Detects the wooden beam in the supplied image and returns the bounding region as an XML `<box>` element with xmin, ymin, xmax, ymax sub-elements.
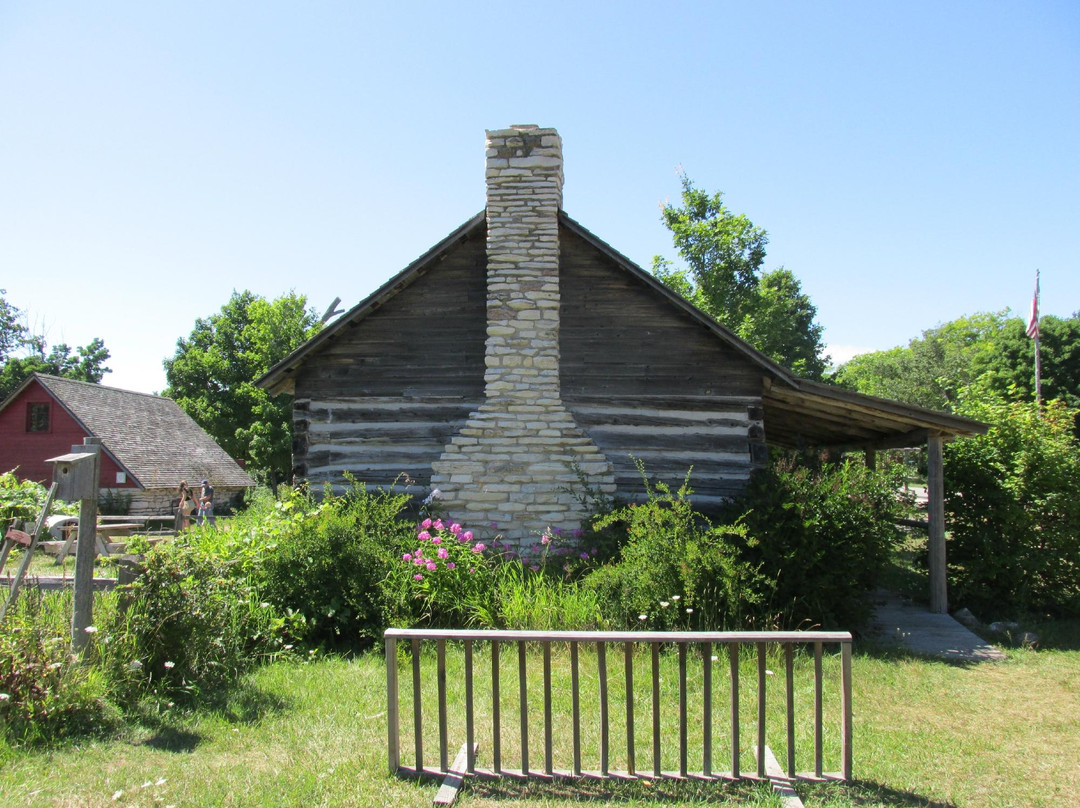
<box><xmin>927</xmin><ymin>435</ymin><xmax>947</xmax><ymax>614</ymax></box>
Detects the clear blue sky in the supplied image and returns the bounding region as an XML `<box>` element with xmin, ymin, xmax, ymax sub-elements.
<box><xmin>2</xmin><ymin>1</ymin><xmax>1077</xmax><ymax>394</ymax></box>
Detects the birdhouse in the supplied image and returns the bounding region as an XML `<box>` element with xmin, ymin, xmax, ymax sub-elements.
<box><xmin>47</xmin><ymin>451</ymin><xmax>98</xmax><ymax>501</ymax></box>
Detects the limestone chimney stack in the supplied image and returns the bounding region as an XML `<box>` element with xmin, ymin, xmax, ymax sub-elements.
<box><xmin>429</xmin><ymin>126</ymin><xmax>616</xmax><ymax>543</ymax></box>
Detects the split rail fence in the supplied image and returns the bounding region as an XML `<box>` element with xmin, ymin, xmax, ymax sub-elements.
<box><xmin>385</xmin><ymin>628</ymin><xmax>852</xmax><ymax>787</ymax></box>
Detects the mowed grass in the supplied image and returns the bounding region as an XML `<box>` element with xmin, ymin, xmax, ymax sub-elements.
<box><xmin>1</xmin><ymin>637</ymin><xmax>1078</xmax><ymax>807</ymax></box>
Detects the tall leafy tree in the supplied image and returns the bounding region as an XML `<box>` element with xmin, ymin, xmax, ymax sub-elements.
<box><xmin>163</xmin><ymin>290</ymin><xmax>321</xmax><ymax>483</ymax></box>
<box><xmin>834</xmin><ymin>311</ymin><xmax>1080</xmax><ymax>411</ymax></box>
<box><xmin>652</xmin><ymin>174</ymin><xmax>828</xmax><ymax>379</ymax></box>
<box><xmin>0</xmin><ymin>289</ymin><xmax>112</xmax><ymax>401</ymax></box>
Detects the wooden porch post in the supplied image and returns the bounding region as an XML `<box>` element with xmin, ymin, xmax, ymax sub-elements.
<box><xmin>927</xmin><ymin>434</ymin><xmax>947</xmax><ymax>614</ymax></box>
<box><xmin>864</xmin><ymin>448</ymin><xmax>877</xmax><ymax>471</ymax></box>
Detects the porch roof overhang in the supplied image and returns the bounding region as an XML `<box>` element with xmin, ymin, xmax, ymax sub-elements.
<box><xmin>760</xmin><ymin>377</ymin><xmax>989</xmax><ymax>451</ymax></box>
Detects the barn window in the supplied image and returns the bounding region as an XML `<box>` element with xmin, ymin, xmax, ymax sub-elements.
<box><xmin>26</xmin><ymin>402</ymin><xmax>50</xmax><ymax>432</ymax></box>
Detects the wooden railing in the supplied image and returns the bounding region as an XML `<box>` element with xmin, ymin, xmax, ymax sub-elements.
<box><xmin>385</xmin><ymin>628</ymin><xmax>852</xmax><ymax>786</ymax></box>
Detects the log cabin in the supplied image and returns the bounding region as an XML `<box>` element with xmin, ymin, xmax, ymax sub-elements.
<box><xmin>258</xmin><ymin>125</ymin><xmax>986</xmax><ymax>610</ymax></box>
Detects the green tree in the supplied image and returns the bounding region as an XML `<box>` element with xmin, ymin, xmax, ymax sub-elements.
<box><xmin>652</xmin><ymin>174</ymin><xmax>828</xmax><ymax>378</ymax></box>
<box><xmin>834</xmin><ymin>310</ymin><xmax>1080</xmax><ymax>411</ymax></box>
<box><xmin>945</xmin><ymin>389</ymin><xmax>1080</xmax><ymax>617</ymax></box>
<box><xmin>163</xmin><ymin>290</ymin><xmax>320</xmax><ymax>483</ymax></box>
<box><xmin>0</xmin><ymin>289</ymin><xmax>112</xmax><ymax>401</ymax></box>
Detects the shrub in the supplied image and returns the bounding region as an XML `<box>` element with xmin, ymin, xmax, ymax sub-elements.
<box><xmin>0</xmin><ymin>589</ymin><xmax>115</xmax><ymax>746</ymax></box>
<box><xmin>586</xmin><ymin>469</ymin><xmax>765</xmax><ymax>630</ymax></box>
<box><xmin>98</xmin><ymin>539</ymin><xmax>292</xmax><ymax>704</ymax></box>
<box><xmin>945</xmin><ymin>393</ymin><xmax>1080</xmax><ymax>618</ymax></box>
<box><xmin>0</xmin><ymin>470</ymin><xmax>77</xmax><ymax>526</ymax></box>
<box><xmin>250</xmin><ymin>480</ymin><xmax>416</xmax><ymax>647</ymax></box>
<box><xmin>727</xmin><ymin>457</ymin><xmax>902</xmax><ymax>628</ymax></box>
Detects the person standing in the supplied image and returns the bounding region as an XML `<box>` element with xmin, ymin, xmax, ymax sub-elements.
<box><xmin>176</xmin><ymin>481</ymin><xmax>196</xmax><ymax>530</ymax></box>
<box><xmin>197</xmin><ymin>479</ymin><xmax>216</xmax><ymax>526</ymax></box>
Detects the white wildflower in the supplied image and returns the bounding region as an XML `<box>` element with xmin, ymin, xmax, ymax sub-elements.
<box><xmin>685</xmin><ymin>608</ymin><xmax>693</xmax><ymax>614</ymax></box>
<box><xmin>84</xmin><ymin>625</ymin><xmax>98</xmax><ymax>634</ymax></box>
<box><xmin>660</xmin><ymin>601</ymin><xmax>669</xmax><ymax>608</ymax></box>
<box><xmin>671</xmin><ymin>595</ymin><xmax>681</xmax><ymax>602</ymax></box>
<box><xmin>50</xmin><ymin>661</ymin><xmax>63</xmax><ymax>670</ymax></box>
<box><xmin>128</xmin><ymin>660</ymin><xmax>143</xmax><ymax>671</ymax></box>
<box><xmin>0</xmin><ymin>693</ymin><xmax>10</xmax><ymax>701</ymax></box>
<box><xmin>163</xmin><ymin>661</ymin><xmax>175</xmax><ymax>670</ymax></box>
<box><xmin>766</xmin><ymin>669</ymin><xmax>775</xmax><ymax>676</ymax></box>
<box><xmin>260</xmin><ymin>602</ymin><xmax>270</xmax><ymax>609</ymax></box>
<box><xmin>638</xmin><ymin>614</ymin><xmax>647</xmax><ymax>621</ymax></box>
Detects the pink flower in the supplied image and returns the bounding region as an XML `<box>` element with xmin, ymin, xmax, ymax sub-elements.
<box><xmin>530</xmin><ymin>565</ymin><xmax>540</xmax><ymax>572</ymax></box>
<box><xmin>414</xmin><ymin>557</ymin><xmax>424</xmax><ymax>565</ymax></box>
<box><xmin>421</xmin><ymin>518</ymin><xmax>432</xmax><ymax>529</ymax></box>
<box><xmin>437</xmin><ymin>547</ymin><xmax>449</xmax><ymax>559</ymax></box>
<box><xmin>426</xmin><ymin>561</ymin><xmax>437</xmax><ymax>571</ymax></box>
<box><xmin>580</xmin><ymin>552</ymin><xmax>589</xmax><ymax>560</ymax></box>
<box><xmin>431</xmin><ymin>536</ymin><xmax>442</xmax><ymax>545</ymax></box>
<box><xmin>447</xmin><ymin>562</ymin><xmax>456</xmax><ymax>570</ymax></box>
<box><xmin>414</xmin><ymin>574</ymin><xmax>424</xmax><ymax>581</ymax></box>
<box><xmin>417</xmin><ymin>531</ymin><xmax>431</xmax><ymax>541</ymax></box>
<box><xmin>461</xmin><ymin>531</ymin><xmax>473</xmax><ymax>542</ymax></box>
<box><xmin>472</xmin><ymin>543</ymin><xmax>486</xmax><ymax>554</ymax></box>
<box><xmin>541</xmin><ymin>535</ymin><xmax>551</xmax><ymax>545</ymax></box>
<box><xmin>449</xmin><ymin>523</ymin><xmax>462</xmax><ymax>535</ymax></box>
<box><xmin>433</xmin><ymin>519</ymin><xmax>445</xmax><ymax>530</ymax></box>
<box><xmin>403</xmin><ymin>553</ymin><xmax>412</xmax><ymax>562</ymax></box>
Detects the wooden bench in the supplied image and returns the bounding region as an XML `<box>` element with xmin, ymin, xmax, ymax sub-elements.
<box><xmin>385</xmin><ymin>628</ymin><xmax>852</xmax><ymax>803</ymax></box>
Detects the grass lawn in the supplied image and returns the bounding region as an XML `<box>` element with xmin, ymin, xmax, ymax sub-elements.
<box><xmin>2</xmin><ymin>633</ymin><xmax>1078</xmax><ymax>807</ymax></box>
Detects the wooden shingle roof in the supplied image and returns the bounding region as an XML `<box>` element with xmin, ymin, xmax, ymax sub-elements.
<box><xmin>24</xmin><ymin>374</ymin><xmax>255</xmax><ymax>489</ymax></box>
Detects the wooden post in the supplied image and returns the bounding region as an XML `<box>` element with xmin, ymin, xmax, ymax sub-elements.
<box><xmin>927</xmin><ymin>434</ymin><xmax>948</xmax><ymax>614</ymax></box>
<box><xmin>71</xmin><ymin>438</ymin><xmax>101</xmax><ymax>654</ymax></box>
<box><xmin>387</xmin><ymin>636</ymin><xmax>400</xmax><ymax>775</ymax></box>
<box><xmin>864</xmin><ymin>448</ymin><xmax>877</xmax><ymax>471</ymax></box>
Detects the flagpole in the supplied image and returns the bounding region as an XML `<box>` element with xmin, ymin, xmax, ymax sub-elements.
<box><xmin>1028</xmin><ymin>269</ymin><xmax>1042</xmax><ymax>406</ymax></box>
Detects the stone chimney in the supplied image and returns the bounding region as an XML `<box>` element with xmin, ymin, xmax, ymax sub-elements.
<box><xmin>429</xmin><ymin>126</ymin><xmax>616</xmax><ymax>544</ymax></box>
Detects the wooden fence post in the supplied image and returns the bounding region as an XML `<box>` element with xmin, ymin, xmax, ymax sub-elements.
<box><xmin>927</xmin><ymin>434</ymin><xmax>948</xmax><ymax>614</ymax></box>
<box><xmin>71</xmin><ymin>438</ymin><xmax>101</xmax><ymax>655</ymax></box>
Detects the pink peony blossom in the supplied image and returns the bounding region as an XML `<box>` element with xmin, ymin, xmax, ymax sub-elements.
<box><xmin>414</xmin><ymin>574</ymin><xmax>424</xmax><ymax>581</ymax></box>
<box><xmin>421</xmin><ymin>518</ymin><xmax>432</xmax><ymax>529</ymax></box>
<box><xmin>437</xmin><ymin>547</ymin><xmax>449</xmax><ymax>559</ymax></box>
<box><xmin>433</xmin><ymin>519</ymin><xmax>445</xmax><ymax>530</ymax></box>
<box><xmin>426</xmin><ymin>561</ymin><xmax>437</xmax><ymax>571</ymax></box>
<box><xmin>447</xmin><ymin>562</ymin><xmax>456</xmax><ymax>570</ymax></box>
<box><xmin>541</xmin><ymin>535</ymin><xmax>551</xmax><ymax>545</ymax></box>
<box><xmin>402</xmin><ymin>553</ymin><xmax>412</xmax><ymax>562</ymax></box>
<box><xmin>449</xmin><ymin>523</ymin><xmax>462</xmax><ymax>535</ymax></box>
<box><xmin>472</xmin><ymin>543</ymin><xmax>486</xmax><ymax>554</ymax></box>
<box><xmin>431</xmin><ymin>536</ymin><xmax>442</xmax><ymax>545</ymax></box>
<box><xmin>417</xmin><ymin>531</ymin><xmax>431</xmax><ymax>541</ymax></box>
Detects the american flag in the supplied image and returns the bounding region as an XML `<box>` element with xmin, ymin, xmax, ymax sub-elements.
<box><xmin>1026</xmin><ymin>271</ymin><xmax>1040</xmax><ymax>339</ymax></box>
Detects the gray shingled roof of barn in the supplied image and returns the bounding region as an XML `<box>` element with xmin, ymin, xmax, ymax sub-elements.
<box><xmin>32</xmin><ymin>374</ymin><xmax>254</xmax><ymax>489</ymax></box>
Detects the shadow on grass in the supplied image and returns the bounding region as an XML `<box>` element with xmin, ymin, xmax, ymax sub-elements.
<box><xmin>129</xmin><ymin>681</ymin><xmax>291</xmax><ymax>753</ymax></box>
<box><xmin>800</xmin><ymin>779</ymin><xmax>956</xmax><ymax>807</ymax></box>
<box><xmin>461</xmin><ymin>775</ymin><xmax>776</xmax><ymax>804</ymax></box>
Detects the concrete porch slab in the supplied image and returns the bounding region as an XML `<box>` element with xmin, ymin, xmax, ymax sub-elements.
<box><xmin>868</xmin><ymin>590</ymin><xmax>1006</xmax><ymax>662</ymax></box>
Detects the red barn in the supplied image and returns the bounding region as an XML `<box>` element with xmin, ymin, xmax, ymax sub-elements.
<box><xmin>0</xmin><ymin>374</ymin><xmax>254</xmax><ymax>514</ymax></box>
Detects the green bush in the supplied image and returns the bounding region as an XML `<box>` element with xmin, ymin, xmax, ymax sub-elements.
<box><xmin>250</xmin><ymin>481</ymin><xmax>415</xmax><ymax>648</ymax></box>
<box><xmin>728</xmin><ymin>457</ymin><xmax>901</xmax><ymax>629</ymax></box>
<box><xmin>945</xmin><ymin>393</ymin><xmax>1080</xmax><ymax>618</ymax></box>
<box><xmin>0</xmin><ymin>470</ymin><xmax>76</xmax><ymax>526</ymax></box>
<box><xmin>586</xmin><ymin>469</ymin><xmax>765</xmax><ymax>630</ymax></box>
<box><xmin>0</xmin><ymin>589</ymin><xmax>115</xmax><ymax>746</ymax></box>
<box><xmin>99</xmin><ymin>539</ymin><xmax>293</xmax><ymax>704</ymax></box>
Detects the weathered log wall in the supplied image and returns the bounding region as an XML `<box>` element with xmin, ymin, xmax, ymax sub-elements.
<box><xmin>289</xmin><ymin>222</ymin><xmax>767</xmax><ymax>510</ymax></box>
<box><xmin>292</xmin><ymin>229</ymin><xmax>487</xmax><ymax>490</ymax></box>
<box><xmin>559</xmin><ymin>228</ymin><xmax>766</xmax><ymax>509</ymax></box>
